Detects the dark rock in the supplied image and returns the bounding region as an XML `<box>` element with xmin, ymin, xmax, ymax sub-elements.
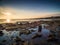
<box><xmin>0</xmin><ymin>31</ymin><xmax>4</xmax><ymax>36</ymax></box>
<box><xmin>32</xmin><ymin>33</ymin><xmax>42</xmax><ymax>39</ymax></box>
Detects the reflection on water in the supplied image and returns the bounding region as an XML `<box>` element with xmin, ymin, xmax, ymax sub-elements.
<box><xmin>0</xmin><ymin>28</ymin><xmax>39</xmax><ymax>45</ymax></box>
<box><xmin>0</xmin><ymin>21</ymin><xmax>60</xmax><ymax>45</ymax></box>
<box><xmin>0</xmin><ymin>27</ymin><xmax>59</xmax><ymax>45</ymax></box>
<box><xmin>0</xmin><ymin>19</ymin><xmax>53</xmax><ymax>23</ymax></box>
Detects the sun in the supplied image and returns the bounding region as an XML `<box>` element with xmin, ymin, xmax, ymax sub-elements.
<box><xmin>6</xmin><ymin>19</ymin><xmax>11</xmax><ymax>23</ymax></box>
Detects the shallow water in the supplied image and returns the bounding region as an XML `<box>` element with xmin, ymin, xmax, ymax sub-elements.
<box><xmin>0</xmin><ymin>27</ymin><xmax>58</xmax><ymax>45</ymax></box>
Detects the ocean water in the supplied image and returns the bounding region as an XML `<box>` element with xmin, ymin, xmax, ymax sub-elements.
<box><xmin>0</xmin><ymin>19</ymin><xmax>54</xmax><ymax>24</ymax></box>
<box><xmin>0</xmin><ymin>26</ymin><xmax>51</xmax><ymax>45</ymax></box>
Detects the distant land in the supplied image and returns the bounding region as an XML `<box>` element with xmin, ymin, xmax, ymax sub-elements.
<box><xmin>0</xmin><ymin>16</ymin><xmax>60</xmax><ymax>20</ymax></box>
<box><xmin>0</xmin><ymin>16</ymin><xmax>60</xmax><ymax>23</ymax></box>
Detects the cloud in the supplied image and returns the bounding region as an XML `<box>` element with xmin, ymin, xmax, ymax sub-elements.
<box><xmin>0</xmin><ymin>7</ymin><xmax>60</xmax><ymax>19</ymax></box>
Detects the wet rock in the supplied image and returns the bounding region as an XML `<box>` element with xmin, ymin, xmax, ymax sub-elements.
<box><xmin>15</xmin><ymin>36</ymin><xmax>24</xmax><ymax>45</ymax></box>
<box><xmin>19</xmin><ymin>32</ymin><xmax>23</xmax><ymax>36</ymax></box>
<box><xmin>2</xmin><ymin>40</ymin><xmax>7</xmax><ymax>42</ymax></box>
<box><xmin>31</xmin><ymin>30</ymin><xmax>35</xmax><ymax>32</ymax></box>
<box><xmin>26</xmin><ymin>30</ymin><xmax>31</xmax><ymax>35</ymax></box>
<box><xmin>0</xmin><ymin>31</ymin><xmax>4</xmax><ymax>36</ymax></box>
<box><xmin>32</xmin><ymin>33</ymin><xmax>42</xmax><ymax>39</ymax></box>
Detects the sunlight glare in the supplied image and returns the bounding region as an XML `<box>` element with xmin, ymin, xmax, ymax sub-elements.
<box><xmin>6</xmin><ymin>19</ymin><xmax>11</xmax><ymax>23</ymax></box>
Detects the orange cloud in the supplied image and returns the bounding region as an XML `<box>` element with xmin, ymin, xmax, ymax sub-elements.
<box><xmin>0</xmin><ymin>7</ymin><xmax>60</xmax><ymax>19</ymax></box>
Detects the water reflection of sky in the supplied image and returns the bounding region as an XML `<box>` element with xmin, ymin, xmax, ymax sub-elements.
<box><xmin>0</xmin><ymin>24</ymin><xmax>50</xmax><ymax>40</ymax></box>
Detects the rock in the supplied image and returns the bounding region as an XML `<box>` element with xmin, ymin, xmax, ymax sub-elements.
<box><xmin>0</xmin><ymin>31</ymin><xmax>4</xmax><ymax>36</ymax></box>
<box><xmin>32</xmin><ymin>33</ymin><xmax>42</xmax><ymax>39</ymax></box>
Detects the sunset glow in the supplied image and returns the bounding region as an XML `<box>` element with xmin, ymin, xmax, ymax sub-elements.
<box><xmin>0</xmin><ymin>7</ymin><xmax>60</xmax><ymax>19</ymax></box>
<box><xmin>6</xmin><ymin>19</ymin><xmax>11</xmax><ymax>23</ymax></box>
<box><xmin>4</xmin><ymin>12</ymin><xmax>11</xmax><ymax>16</ymax></box>
<box><xmin>0</xmin><ymin>0</ymin><xmax>60</xmax><ymax>19</ymax></box>
<box><xmin>0</xmin><ymin>0</ymin><xmax>60</xmax><ymax>45</ymax></box>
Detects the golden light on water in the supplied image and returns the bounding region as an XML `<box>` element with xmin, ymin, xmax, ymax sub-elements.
<box><xmin>6</xmin><ymin>19</ymin><xmax>11</xmax><ymax>23</ymax></box>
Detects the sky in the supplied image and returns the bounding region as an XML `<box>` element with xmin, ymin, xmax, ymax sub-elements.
<box><xmin>0</xmin><ymin>0</ymin><xmax>60</xmax><ymax>19</ymax></box>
